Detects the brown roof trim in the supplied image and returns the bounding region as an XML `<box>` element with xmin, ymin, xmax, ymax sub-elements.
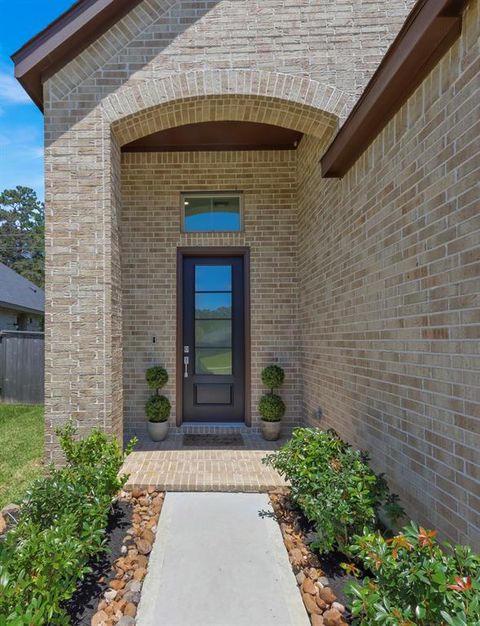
<box><xmin>11</xmin><ymin>0</ymin><xmax>143</xmax><ymax>111</ymax></box>
<box><xmin>321</xmin><ymin>0</ymin><xmax>470</xmax><ymax>178</ymax></box>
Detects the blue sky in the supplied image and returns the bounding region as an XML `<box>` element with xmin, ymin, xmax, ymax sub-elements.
<box><xmin>0</xmin><ymin>1</ymin><xmax>73</xmax><ymax>201</ymax></box>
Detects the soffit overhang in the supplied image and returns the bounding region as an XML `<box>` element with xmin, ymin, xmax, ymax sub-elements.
<box><xmin>321</xmin><ymin>0</ymin><xmax>471</xmax><ymax>178</ymax></box>
<box><xmin>11</xmin><ymin>0</ymin><xmax>143</xmax><ymax>110</ymax></box>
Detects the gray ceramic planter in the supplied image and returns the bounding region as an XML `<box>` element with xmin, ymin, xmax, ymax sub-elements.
<box><xmin>261</xmin><ymin>420</ymin><xmax>281</xmax><ymax>441</ymax></box>
<box><xmin>147</xmin><ymin>420</ymin><xmax>169</xmax><ymax>442</ymax></box>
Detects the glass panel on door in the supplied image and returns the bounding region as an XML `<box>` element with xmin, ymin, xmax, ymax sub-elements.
<box><xmin>194</xmin><ymin>265</ymin><xmax>232</xmax><ymax>376</ymax></box>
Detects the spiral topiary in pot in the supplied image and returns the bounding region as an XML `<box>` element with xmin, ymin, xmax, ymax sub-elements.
<box><xmin>145</xmin><ymin>365</ymin><xmax>171</xmax><ymax>441</ymax></box>
<box><xmin>259</xmin><ymin>365</ymin><xmax>286</xmax><ymax>441</ymax></box>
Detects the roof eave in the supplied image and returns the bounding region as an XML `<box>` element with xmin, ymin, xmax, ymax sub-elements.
<box><xmin>11</xmin><ymin>0</ymin><xmax>143</xmax><ymax>113</ymax></box>
<box><xmin>321</xmin><ymin>0</ymin><xmax>470</xmax><ymax>178</ymax></box>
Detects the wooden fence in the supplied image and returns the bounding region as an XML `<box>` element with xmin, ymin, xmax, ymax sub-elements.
<box><xmin>0</xmin><ymin>331</ymin><xmax>44</xmax><ymax>404</ymax></box>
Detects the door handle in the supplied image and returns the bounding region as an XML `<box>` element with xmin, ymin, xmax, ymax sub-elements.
<box><xmin>184</xmin><ymin>356</ymin><xmax>189</xmax><ymax>378</ymax></box>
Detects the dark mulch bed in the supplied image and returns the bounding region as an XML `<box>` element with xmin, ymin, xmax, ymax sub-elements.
<box><xmin>63</xmin><ymin>500</ymin><xmax>132</xmax><ymax>626</ymax></box>
<box><xmin>316</xmin><ymin>550</ymin><xmax>357</xmax><ymax>615</ymax></box>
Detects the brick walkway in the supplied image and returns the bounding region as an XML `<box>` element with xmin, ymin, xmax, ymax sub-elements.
<box><xmin>122</xmin><ymin>427</ymin><xmax>288</xmax><ymax>492</ymax></box>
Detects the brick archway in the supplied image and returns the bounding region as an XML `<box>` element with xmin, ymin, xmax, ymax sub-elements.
<box><xmin>104</xmin><ymin>69</ymin><xmax>349</xmax><ymax>145</ymax></box>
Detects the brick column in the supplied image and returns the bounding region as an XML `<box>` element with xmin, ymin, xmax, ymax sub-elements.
<box><xmin>44</xmin><ymin>111</ymin><xmax>123</xmax><ymax>461</ymax></box>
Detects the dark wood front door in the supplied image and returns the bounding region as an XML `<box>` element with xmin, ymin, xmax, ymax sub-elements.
<box><xmin>182</xmin><ymin>256</ymin><xmax>245</xmax><ymax>422</ymax></box>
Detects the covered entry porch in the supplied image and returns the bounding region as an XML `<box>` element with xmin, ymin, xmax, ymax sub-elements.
<box><xmin>115</xmin><ymin>72</ymin><xmax>341</xmax><ymax>445</ymax></box>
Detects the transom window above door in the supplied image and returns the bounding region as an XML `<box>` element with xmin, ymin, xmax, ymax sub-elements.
<box><xmin>181</xmin><ymin>193</ymin><xmax>242</xmax><ymax>233</ymax></box>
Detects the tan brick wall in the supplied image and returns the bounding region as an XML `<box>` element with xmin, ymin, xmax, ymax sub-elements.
<box><xmin>121</xmin><ymin>150</ymin><xmax>300</xmax><ymax>434</ymax></box>
<box><xmin>297</xmin><ymin>1</ymin><xmax>480</xmax><ymax>548</ymax></box>
<box><xmin>42</xmin><ymin>0</ymin><xmax>479</xmax><ymax>548</ymax></box>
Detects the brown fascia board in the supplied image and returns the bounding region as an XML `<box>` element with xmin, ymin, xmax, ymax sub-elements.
<box><xmin>11</xmin><ymin>0</ymin><xmax>143</xmax><ymax>111</ymax></box>
<box><xmin>321</xmin><ymin>0</ymin><xmax>470</xmax><ymax>178</ymax></box>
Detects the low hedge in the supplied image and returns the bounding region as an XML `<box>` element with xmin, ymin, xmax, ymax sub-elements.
<box><xmin>264</xmin><ymin>427</ymin><xmax>480</xmax><ymax>625</ymax></box>
<box><xmin>0</xmin><ymin>421</ymin><xmax>136</xmax><ymax>626</ymax></box>
<box><xmin>347</xmin><ymin>522</ymin><xmax>480</xmax><ymax>625</ymax></box>
<box><xmin>263</xmin><ymin>427</ymin><xmax>403</xmax><ymax>553</ymax></box>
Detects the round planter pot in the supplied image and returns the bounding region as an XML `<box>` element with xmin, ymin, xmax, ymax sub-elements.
<box><xmin>147</xmin><ymin>420</ymin><xmax>169</xmax><ymax>442</ymax></box>
<box><xmin>261</xmin><ymin>420</ymin><xmax>281</xmax><ymax>441</ymax></box>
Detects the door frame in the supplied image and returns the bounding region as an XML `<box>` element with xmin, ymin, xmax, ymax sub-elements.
<box><xmin>176</xmin><ymin>247</ymin><xmax>251</xmax><ymax>427</ymax></box>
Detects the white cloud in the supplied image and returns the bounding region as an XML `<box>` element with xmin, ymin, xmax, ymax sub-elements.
<box><xmin>0</xmin><ymin>71</ymin><xmax>31</xmax><ymax>105</ymax></box>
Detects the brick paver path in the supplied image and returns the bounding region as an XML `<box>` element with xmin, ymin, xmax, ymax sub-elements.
<box><xmin>122</xmin><ymin>429</ymin><xmax>288</xmax><ymax>491</ymax></box>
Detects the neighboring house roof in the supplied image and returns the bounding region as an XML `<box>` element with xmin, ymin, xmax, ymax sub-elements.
<box><xmin>0</xmin><ymin>263</ymin><xmax>45</xmax><ymax>315</ymax></box>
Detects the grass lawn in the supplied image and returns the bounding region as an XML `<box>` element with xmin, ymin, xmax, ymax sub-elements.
<box><xmin>0</xmin><ymin>404</ymin><xmax>44</xmax><ymax>508</ymax></box>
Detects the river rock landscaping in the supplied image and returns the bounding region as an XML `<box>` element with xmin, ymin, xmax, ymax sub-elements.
<box><xmin>270</xmin><ymin>487</ymin><xmax>351</xmax><ymax>626</ymax></box>
<box><xmin>87</xmin><ymin>488</ymin><xmax>164</xmax><ymax>626</ymax></box>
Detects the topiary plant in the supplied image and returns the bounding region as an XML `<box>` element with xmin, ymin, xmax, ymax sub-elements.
<box><xmin>261</xmin><ymin>365</ymin><xmax>285</xmax><ymax>391</ymax></box>
<box><xmin>259</xmin><ymin>393</ymin><xmax>286</xmax><ymax>422</ymax></box>
<box><xmin>146</xmin><ymin>365</ymin><xmax>168</xmax><ymax>390</ymax></box>
<box><xmin>146</xmin><ymin>395</ymin><xmax>171</xmax><ymax>423</ymax></box>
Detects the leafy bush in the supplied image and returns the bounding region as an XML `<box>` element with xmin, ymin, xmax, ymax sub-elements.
<box><xmin>146</xmin><ymin>365</ymin><xmax>168</xmax><ymax>390</ymax></box>
<box><xmin>263</xmin><ymin>428</ymin><xmax>403</xmax><ymax>552</ymax></box>
<box><xmin>0</xmin><ymin>422</ymin><xmax>136</xmax><ymax>626</ymax></box>
<box><xmin>346</xmin><ymin>522</ymin><xmax>480</xmax><ymax>626</ymax></box>
<box><xmin>146</xmin><ymin>395</ymin><xmax>171</xmax><ymax>422</ymax></box>
<box><xmin>261</xmin><ymin>365</ymin><xmax>285</xmax><ymax>390</ymax></box>
<box><xmin>259</xmin><ymin>393</ymin><xmax>286</xmax><ymax>421</ymax></box>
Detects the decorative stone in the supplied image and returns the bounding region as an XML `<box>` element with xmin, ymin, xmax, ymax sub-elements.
<box><xmin>123</xmin><ymin>591</ymin><xmax>141</xmax><ymax>605</ymax></box>
<box><xmin>289</xmin><ymin>548</ymin><xmax>304</xmax><ymax>566</ymax></box>
<box><xmin>104</xmin><ymin>589</ymin><xmax>117</xmax><ymax>602</ymax></box>
<box><xmin>295</xmin><ymin>571</ymin><xmax>305</xmax><ymax>585</ymax></box>
<box><xmin>318</xmin><ymin>586</ymin><xmax>336</xmax><ymax>605</ymax></box>
<box><xmin>131</xmin><ymin>488</ymin><xmax>143</xmax><ymax>499</ymax></box>
<box><xmin>117</xmin><ymin>617</ymin><xmax>135</xmax><ymax>626</ymax></box>
<box><xmin>121</xmin><ymin>545</ymin><xmax>127</xmax><ymax>555</ymax></box>
<box><xmin>317</xmin><ymin>576</ymin><xmax>330</xmax><ymax>587</ymax></box>
<box><xmin>109</xmin><ymin>579</ymin><xmax>125</xmax><ymax>591</ymax></box>
<box><xmin>311</xmin><ymin>615</ymin><xmax>325</xmax><ymax>626</ymax></box>
<box><xmin>302</xmin><ymin>577</ymin><xmax>317</xmax><ymax>595</ymax></box>
<box><xmin>124</xmin><ymin>602</ymin><xmax>137</xmax><ymax>617</ymax></box>
<box><xmin>323</xmin><ymin>608</ymin><xmax>345</xmax><ymax>626</ymax></box>
<box><xmin>0</xmin><ymin>514</ymin><xmax>6</xmax><ymax>534</ymax></box>
<box><xmin>136</xmin><ymin>555</ymin><xmax>148</xmax><ymax>568</ymax></box>
<box><xmin>133</xmin><ymin>567</ymin><xmax>147</xmax><ymax>581</ymax></box>
<box><xmin>91</xmin><ymin>610</ymin><xmax>109</xmax><ymax>626</ymax></box>
<box><xmin>302</xmin><ymin>593</ymin><xmax>322</xmax><ymax>615</ymax></box>
<box><xmin>315</xmin><ymin>596</ymin><xmax>327</xmax><ymax>610</ymax></box>
<box><xmin>141</xmin><ymin>528</ymin><xmax>155</xmax><ymax>544</ymax></box>
<box><xmin>332</xmin><ymin>602</ymin><xmax>346</xmax><ymax>614</ymax></box>
<box><xmin>136</xmin><ymin>538</ymin><xmax>152</xmax><ymax>555</ymax></box>
<box><xmin>126</xmin><ymin>580</ymin><xmax>142</xmax><ymax>593</ymax></box>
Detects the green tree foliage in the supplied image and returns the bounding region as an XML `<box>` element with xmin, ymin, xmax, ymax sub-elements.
<box><xmin>0</xmin><ymin>186</ymin><xmax>45</xmax><ymax>288</ymax></box>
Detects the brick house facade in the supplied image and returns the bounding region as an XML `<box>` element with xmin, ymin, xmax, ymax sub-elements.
<box><xmin>13</xmin><ymin>0</ymin><xmax>479</xmax><ymax>547</ymax></box>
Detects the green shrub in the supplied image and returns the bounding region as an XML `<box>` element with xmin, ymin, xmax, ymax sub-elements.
<box><xmin>261</xmin><ymin>365</ymin><xmax>285</xmax><ymax>390</ymax></box>
<box><xmin>259</xmin><ymin>393</ymin><xmax>286</xmax><ymax>421</ymax></box>
<box><xmin>146</xmin><ymin>395</ymin><xmax>171</xmax><ymax>422</ymax></box>
<box><xmin>146</xmin><ymin>365</ymin><xmax>168</xmax><ymax>390</ymax></box>
<box><xmin>346</xmin><ymin>522</ymin><xmax>480</xmax><ymax>626</ymax></box>
<box><xmin>263</xmin><ymin>428</ymin><xmax>403</xmax><ymax>553</ymax></box>
<box><xmin>0</xmin><ymin>422</ymin><xmax>136</xmax><ymax>625</ymax></box>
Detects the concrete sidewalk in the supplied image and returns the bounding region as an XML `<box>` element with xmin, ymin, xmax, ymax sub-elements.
<box><xmin>136</xmin><ymin>492</ymin><xmax>310</xmax><ymax>626</ymax></box>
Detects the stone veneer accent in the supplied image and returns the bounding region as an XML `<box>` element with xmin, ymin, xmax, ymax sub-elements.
<box><xmin>43</xmin><ymin>0</ymin><xmax>479</xmax><ymax>547</ymax></box>
<box><xmin>121</xmin><ymin>150</ymin><xmax>299</xmax><ymax>435</ymax></box>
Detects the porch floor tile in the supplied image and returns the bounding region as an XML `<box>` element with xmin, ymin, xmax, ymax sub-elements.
<box><xmin>122</xmin><ymin>430</ymin><xmax>288</xmax><ymax>492</ymax></box>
